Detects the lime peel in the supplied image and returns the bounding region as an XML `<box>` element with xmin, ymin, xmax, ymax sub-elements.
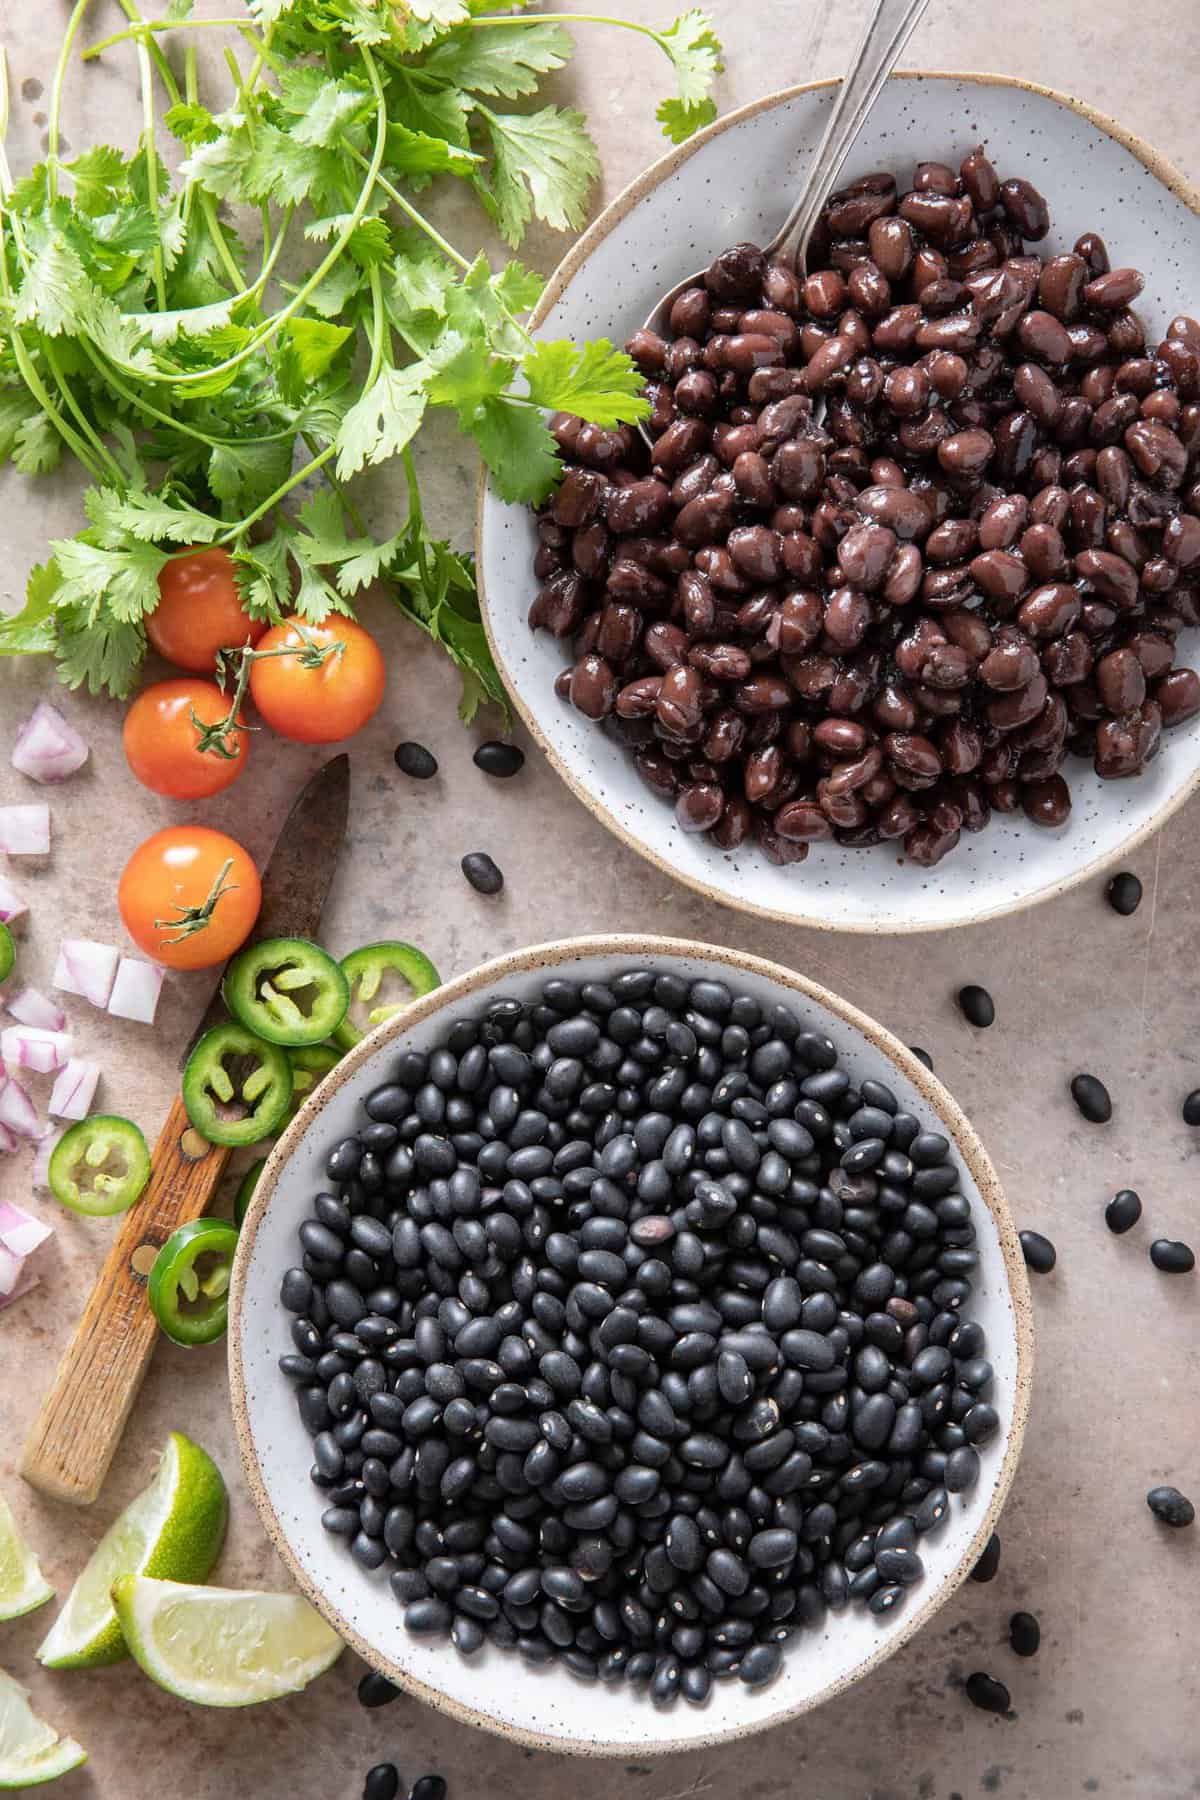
<box><xmin>0</xmin><ymin>1490</ymin><xmax>53</xmax><ymax>1623</ymax></box>
<box><xmin>0</xmin><ymin>1669</ymin><xmax>86</xmax><ymax>1790</ymax></box>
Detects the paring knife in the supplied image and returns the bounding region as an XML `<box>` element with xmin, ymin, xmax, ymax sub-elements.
<box><xmin>20</xmin><ymin>756</ymin><xmax>351</xmax><ymax>1506</ymax></box>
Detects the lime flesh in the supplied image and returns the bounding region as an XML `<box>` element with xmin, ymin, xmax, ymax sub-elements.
<box><xmin>0</xmin><ymin>1669</ymin><xmax>86</xmax><ymax>1789</ymax></box>
<box><xmin>0</xmin><ymin>1489</ymin><xmax>53</xmax><ymax>1622</ymax></box>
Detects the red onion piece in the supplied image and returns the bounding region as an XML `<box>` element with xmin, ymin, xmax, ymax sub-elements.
<box><xmin>0</xmin><ymin>1075</ymin><xmax>39</xmax><ymax>1138</ymax></box>
<box><xmin>0</xmin><ymin>1027</ymin><xmax>73</xmax><ymax>1074</ymax></box>
<box><xmin>0</xmin><ymin>1121</ymin><xmax>19</xmax><ymax>1156</ymax></box>
<box><xmin>0</xmin><ymin>805</ymin><xmax>50</xmax><ymax>855</ymax></box>
<box><xmin>53</xmin><ymin>938</ymin><xmax>119</xmax><ymax>1009</ymax></box>
<box><xmin>11</xmin><ymin>701</ymin><xmax>89</xmax><ymax>784</ymax></box>
<box><xmin>0</xmin><ymin>876</ymin><xmax>27</xmax><ymax>924</ymax></box>
<box><xmin>31</xmin><ymin>1128</ymin><xmax>62</xmax><ymax>1190</ymax></box>
<box><xmin>0</xmin><ymin>1261</ymin><xmax>38</xmax><ymax>1309</ymax></box>
<box><xmin>48</xmin><ymin>1059</ymin><xmax>99</xmax><ymax>1121</ymax></box>
<box><xmin>5</xmin><ymin>988</ymin><xmax>67</xmax><ymax>1032</ymax></box>
<box><xmin>0</xmin><ymin>1198</ymin><xmax>53</xmax><ymax>1259</ymax></box>
<box><xmin>107</xmin><ymin>958</ymin><xmax>164</xmax><ymax>1025</ymax></box>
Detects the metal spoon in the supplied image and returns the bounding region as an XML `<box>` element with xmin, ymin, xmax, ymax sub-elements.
<box><xmin>639</xmin><ymin>0</ymin><xmax>932</xmax><ymax>440</ymax></box>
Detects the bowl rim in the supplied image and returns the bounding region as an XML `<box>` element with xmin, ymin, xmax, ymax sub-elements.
<box><xmin>474</xmin><ymin>70</ymin><xmax>1200</xmax><ymax>936</ymax></box>
<box><xmin>229</xmin><ymin>933</ymin><xmax>1035</xmax><ymax>1757</ymax></box>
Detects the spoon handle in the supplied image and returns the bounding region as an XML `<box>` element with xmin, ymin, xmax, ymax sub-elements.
<box><xmin>771</xmin><ymin>0</ymin><xmax>933</xmax><ymax>270</ymax></box>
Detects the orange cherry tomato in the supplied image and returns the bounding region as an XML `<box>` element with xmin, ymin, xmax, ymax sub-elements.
<box><xmin>146</xmin><ymin>547</ymin><xmax>266</xmax><ymax>673</ymax></box>
<box><xmin>249</xmin><ymin>615</ymin><xmax>386</xmax><ymax>745</ymax></box>
<box><xmin>122</xmin><ymin>679</ymin><xmax>248</xmax><ymax>800</ymax></box>
<box><xmin>118</xmin><ymin>826</ymin><xmax>261</xmax><ymax>971</ymax></box>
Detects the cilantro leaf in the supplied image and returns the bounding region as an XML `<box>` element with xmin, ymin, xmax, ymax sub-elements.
<box><xmin>656</xmin><ymin>95</ymin><xmax>717</xmax><ymax>144</ymax></box>
<box><xmin>522</xmin><ymin>337</ymin><xmax>649</xmax><ymax>426</ymax></box>
<box><xmin>232</xmin><ymin>532</ymin><xmax>294</xmax><ymax>619</ymax></box>
<box><xmin>55</xmin><ymin>606</ymin><xmax>145</xmax><ymax>697</ymax></box>
<box><xmin>64</xmin><ymin>145</ymin><xmax>130</xmax><ymax>213</ymax></box>
<box><xmin>422</xmin><ymin>22</ymin><xmax>571</xmax><ymax>98</ymax></box>
<box><xmin>659</xmin><ymin>10</ymin><xmax>723</xmax><ymax>103</ymax></box>
<box><xmin>0</xmin><ymin>561</ymin><xmax>60</xmax><ymax>657</ymax></box>
<box><xmin>208</xmin><ymin>438</ymin><xmax>294</xmax><ymax>509</ymax></box>
<box><xmin>335</xmin><ymin>363</ymin><xmax>429</xmax><ymax>478</ymax></box>
<box><xmin>50</xmin><ymin>536</ymin><xmax>169</xmax><ymax>622</ymax></box>
<box><xmin>164</xmin><ymin>102</ymin><xmax>219</xmax><ymax>146</ymax></box>
<box><xmin>469</xmin><ymin>396</ymin><xmax>560</xmax><ymax>504</ymax></box>
<box><xmin>390</xmin><ymin>238</ymin><xmax>458</xmax><ymax>322</ymax></box>
<box><xmin>491</xmin><ymin>258</ymin><xmax>544</xmax><ymax>315</ymax></box>
<box><xmin>425</xmin><ymin>332</ymin><xmax>512</xmax><ymax>412</ymax></box>
<box><xmin>476</xmin><ymin>105</ymin><xmax>599</xmax><ymax>245</ymax></box>
<box><xmin>84</xmin><ymin>486</ymin><xmax>224</xmax><ymax>547</ymax></box>
<box><xmin>386</xmin><ymin>69</ymin><xmax>471</xmax><ymax>148</ymax></box>
<box><xmin>386</xmin><ymin>121</ymin><xmax>480</xmax><ymax>180</ymax></box>
<box><xmin>284</xmin><ymin>316</ymin><xmax>354</xmax><ymax>382</ymax></box>
<box><xmin>278</xmin><ymin>70</ymin><xmax>373</xmax><ymax>148</ymax></box>
<box><xmin>12</xmin><ymin>413</ymin><xmax>64</xmax><ymax>477</ymax></box>
<box><xmin>12</xmin><ymin>229</ymin><xmax>93</xmax><ymax>336</ymax></box>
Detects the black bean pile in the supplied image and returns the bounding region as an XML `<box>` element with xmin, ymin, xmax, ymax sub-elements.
<box><xmin>279</xmin><ymin>966</ymin><xmax>1000</xmax><ymax>1704</ymax></box>
<box><xmin>527</xmin><ymin>150</ymin><xmax>1200</xmax><ymax>870</ymax></box>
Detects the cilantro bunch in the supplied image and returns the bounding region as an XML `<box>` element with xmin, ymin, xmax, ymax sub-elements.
<box><xmin>0</xmin><ymin>0</ymin><xmax>722</xmax><ymax>718</ymax></box>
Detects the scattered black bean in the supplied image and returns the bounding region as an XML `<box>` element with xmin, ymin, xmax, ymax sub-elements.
<box><xmin>1146</xmin><ymin>1485</ymin><xmax>1195</xmax><ymax>1527</ymax></box>
<box><xmin>474</xmin><ymin>741</ymin><xmax>526</xmax><ymax>779</ymax></box>
<box><xmin>461</xmin><ymin>852</ymin><xmax>504</xmax><ymax>895</ymax></box>
<box><xmin>909</xmin><ymin>1047</ymin><xmax>934</xmax><ymax>1072</ymax></box>
<box><xmin>357</xmin><ymin>1671</ymin><xmax>400</xmax><ymax>1709</ymax></box>
<box><xmin>957</xmin><ymin>986</ymin><xmax>995</xmax><ymax>1029</ymax></box>
<box><xmin>1105</xmin><ymin>872</ymin><xmax>1143</xmax><ymax>916</ymax></box>
<box><xmin>1009</xmin><ymin>1611</ymin><xmax>1040</xmax><ymax>1657</ymax></box>
<box><xmin>969</xmin><ymin>1532</ymin><xmax>1001</xmax><ymax>1583</ymax></box>
<box><xmin>1183</xmin><ymin>1090</ymin><xmax>1200</xmax><ymax>1126</ymax></box>
<box><xmin>1105</xmin><ymin>1189</ymin><xmax>1141</xmax><ymax>1234</ymax></box>
<box><xmin>1149</xmin><ymin>1238</ymin><xmax>1195</xmax><ymax>1274</ymax></box>
<box><xmin>410</xmin><ymin>1779</ymin><xmax>447</xmax><ymax>1800</ymax></box>
<box><xmin>965</xmin><ymin>1670</ymin><xmax>1011</xmax><ymax>1715</ymax></box>
<box><xmin>395</xmin><ymin>742</ymin><xmax>438</xmax><ymax>780</ymax></box>
<box><xmin>363</xmin><ymin>1766</ymin><xmax>401</xmax><ymax>1800</ymax></box>
<box><xmin>1070</xmin><ymin>1074</ymin><xmax>1112</xmax><ymax>1124</ymax></box>
<box><xmin>1019</xmin><ymin>1230</ymin><xmax>1056</xmax><ymax>1274</ymax></box>
<box><xmin>287</xmin><ymin>964</ymin><xmax>996</xmax><ymax>1706</ymax></box>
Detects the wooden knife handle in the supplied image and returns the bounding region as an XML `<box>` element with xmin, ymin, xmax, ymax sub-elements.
<box><xmin>20</xmin><ymin>1095</ymin><xmax>231</xmax><ymax>1505</ymax></box>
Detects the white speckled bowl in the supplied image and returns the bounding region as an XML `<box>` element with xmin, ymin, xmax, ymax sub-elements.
<box><xmin>230</xmin><ymin>937</ymin><xmax>1033</xmax><ymax>1755</ymax></box>
<box><xmin>477</xmin><ymin>75</ymin><xmax>1200</xmax><ymax>933</ymax></box>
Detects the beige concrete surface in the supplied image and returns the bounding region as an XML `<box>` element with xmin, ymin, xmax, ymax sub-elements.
<box><xmin>0</xmin><ymin>1</ymin><xmax>1198</xmax><ymax>1795</ymax></box>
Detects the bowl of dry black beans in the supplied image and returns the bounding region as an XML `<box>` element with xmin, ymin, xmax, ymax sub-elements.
<box><xmin>476</xmin><ymin>74</ymin><xmax>1200</xmax><ymax>932</ymax></box>
<box><xmin>229</xmin><ymin>935</ymin><xmax>1032</xmax><ymax>1753</ymax></box>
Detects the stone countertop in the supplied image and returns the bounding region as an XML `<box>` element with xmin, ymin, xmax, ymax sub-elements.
<box><xmin>0</xmin><ymin>2</ymin><xmax>1197</xmax><ymax>1797</ymax></box>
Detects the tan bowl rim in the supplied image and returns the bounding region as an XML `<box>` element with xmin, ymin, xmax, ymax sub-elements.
<box><xmin>474</xmin><ymin>70</ymin><xmax>1200</xmax><ymax>936</ymax></box>
<box><xmin>229</xmin><ymin>933</ymin><xmax>1035</xmax><ymax>1756</ymax></box>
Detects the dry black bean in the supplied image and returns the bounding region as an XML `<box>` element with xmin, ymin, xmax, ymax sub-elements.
<box><xmin>357</xmin><ymin>1670</ymin><xmax>400</xmax><ymax>1708</ymax></box>
<box><xmin>474</xmin><ymin>741</ymin><xmax>525</xmax><ymax>778</ymax></box>
<box><xmin>1070</xmin><ymin>1073</ymin><xmax>1112</xmax><ymax>1123</ymax></box>
<box><xmin>965</xmin><ymin>1670</ymin><xmax>1011</xmax><ymax>1714</ymax></box>
<box><xmin>956</xmin><ymin>985</ymin><xmax>995</xmax><ymax>1029</ymax></box>
<box><xmin>1009</xmin><ymin>1610</ymin><xmax>1040</xmax><ymax>1657</ymax></box>
<box><xmin>363</xmin><ymin>1768</ymin><xmax>401</xmax><ymax>1800</ymax></box>
<box><xmin>1019</xmin><ymin>1230</ymin><xmax>1056</xmax><ymax>1274</ymax></box>
<box><xmin>1147</xmin><ymin>1485</ymin><xmax>1195</xmax><ymax>1526</ymax></box>
<box><xmin>394</xmin><ymin>741</ymin><xmax>438</xmax><ymax>780</ymax></box>
<box><xmin>461</xmin><ymin>853</ymin><xmax>504</xmax><ymax>896</ymax></box>
<box><xmin>1105</xmin><ymin>1188</ymin><xmax>1141</xmax><ymax>1234</ymax></box>
<box><xmin>969</xmin><ymin>1531</ymin><xmax>1001</xmax><ymax>1582</ymax></box>
<box><xmin>410</xmin><ymin>1779</ymin><xmax>448</xmax><ymax>1800</ymax></box>
<box><xmin>1182</xmin><ymin>1090</ymin><xmax>1200</xmax><ymax>1126</ymax></box>
<box><xmin>1149</xmin><ymin>1238</ymin><xmax>1195</xmax><ymax>1274</ymax></box>
<box><xmin>1105</xmin><ymin>871</ymin><xmax>1143</xmax><ymax>915</ymax></box>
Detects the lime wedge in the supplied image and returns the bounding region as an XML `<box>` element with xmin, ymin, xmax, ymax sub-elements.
<box><xmin>0</xmin><ymin>1669</ymin><xmax>86</xmax><ymax>1789</ymax></box>
<box><xmin>0</xmin><ymin>1490</ymin><xmax>53</xmax><ymax>1622</ymax></box>
<box><xmin>112</xmin><ymin>1577</ymin><xmax>343</xmax><ymax>1706</ymax></box>
<box><xmin>37</xmin><ymin>1431</ymin><xmax>227</xmax><ymax>1670</ymax></box>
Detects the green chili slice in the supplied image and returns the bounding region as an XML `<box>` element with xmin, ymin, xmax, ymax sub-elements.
<box><xmin>181</xmin><ymin>1023</ymin><xmax>293</xmax><ymax>1147</ymax></box>
<box><xmin>0</xmin><ymin>922</ymin><xmax>13</xmax><ymax>985</ymax></box>
<box><xmin>332</xmin><ymin>942</ymin><xmax>441</xmax><ymax>1050</ymax></box>
<box><xmin>234</xmin><ymin>1158</ymin><xmax>266</xmax><ymax>1227</ymax></box>
<box><xmin>286</xmin><ymin>1042</ymin><xmax>342</xmax><ymax>1120</ymax></box>
<box><xmin>222</xmin><ymin>937</ymin><xmax>350</xmax><ymax>1048</ymax></box>
<box><xmin>148</xmin><ymin>1217</ymin><xmax>240</xmax><ymax>1346</ymax></box>
<box><xmin>48</xmin><ymin>1116</ymin><xmax>151</xmax><ymax>1217</ymax></box>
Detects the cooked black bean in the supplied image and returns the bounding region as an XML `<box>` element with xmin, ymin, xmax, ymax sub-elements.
<box><xmin>1146</xmin><ymin>1485</ymin><xmax>1195</xmax><ymax>1527</ymax></box>
<box><xmin>1009</xmin><ymin>1611</ymin><xmax>1040</xmax><ymax>1657</ymax></box>
<box><xmin>473</xmin><ymin>741</ymin><xmax>525</xmax><ymax>778</ymax></box>
<box><xmin>1071</xmin><ymin>1074</ymin><xmax>1112</xmax><ymax>1123</ymax></box>
<box><xmin>1019</xmin><ymin>1230</ymin><xmax>1056</xmax><ymax>1274</ymax></box>
<box><xmin>1105</xmin><ymin>1188</ymin><xmax>1142</xmax><ymax>1234</ymax></box>
<box><xmin>461</xmin><ymin>852</ymin><xmax>504</xmax><ymax>895</ymax></box>
<box><xmin>1105</xmin><ymin>871</ymin><xmax>1143</xmax><ymax>916</ymax></box>
<box><xmin>956</xmin><ymin>985</ymin><xmax>995</xmax><ymax>1029</ymax></box>
<box><xmin>969</xmin><ymin>1531</ymin><xmax>1001</xmax><ymax>1583</ymax></box>
<box><xmin>288</xmin><ymin>963</ymin><xmax>998</xmax><ymax>1707</ymax></box>
<box><xmin>965</xmin><ymin>1671</ymin><xmax>1011</xmax><ymax>1714</ymax></box>
<box><xmin>394</xmin><ymin>741</ymin><xmax>438</xmax><ymax>780</ymax></box>
<box><xmin>1149</xmin><ymin>1238</ymin><xmax>1195</xmax><ymax>1274</ymax></box>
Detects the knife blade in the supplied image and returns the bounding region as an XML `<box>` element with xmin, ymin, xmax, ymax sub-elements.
<box><xmin>21</xmin><ymin>756</ymin><xmax>351</xmax><ymax>1506</ymax></box>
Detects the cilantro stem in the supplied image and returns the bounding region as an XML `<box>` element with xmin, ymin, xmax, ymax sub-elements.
<box><xmin>340</xmin><ymin>145</ymin><xmax>472</xmax><ymax>274</ymax></box>
<box><xmin>82</xmin><ymin>18</ymin><xmax>249</xmax><ymax>60</ymax></box>
<box><xmin>135</xmin><ymin>39</ymin><xmax>167</xmax><ymax>310</ymax></box>
<box><xmin>46</xmin><ymin>0</ymin><xmax>94</xmax><ymax>202</ymax></box>
<box><xmin>468</xmin><ymin>11</ymin><xmax>666</xmax><ymax>48</ymax></box>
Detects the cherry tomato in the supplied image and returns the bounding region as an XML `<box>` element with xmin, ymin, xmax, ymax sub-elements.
<box><xmin>146</xmin><ymin>547</ymin><xmax>266</xmax><ymax>673</ymax></box>
<box><xmin>118</xmin><ymin>826</ymin><xmax>261</xmax><ymax>971</ymax></box>
<box><xmin>122</xmin><ymin>679</ymin><xmax>248</xmax><ymax>800</ymax></box>
<box><xmin>249</xmin><ymin>615</ymin><xmax>386</xmax><ymax>745</ymax></box>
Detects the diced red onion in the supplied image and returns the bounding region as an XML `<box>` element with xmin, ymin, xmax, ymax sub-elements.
<box><xmin>0</xmin><ymin>1261</ymin><xmax>38</xmax><ymax>1309</ymax></box>
<box><xmin>11</xmin><ymin>701</ymin><xmax>89</xmax><ymax>784</ymax></box>
<box><xmin>0</xmin><ymin>1121</ymin><xmax>18</xmax><ymax>1155</ymax></box>
<box><xmin>31</xmin><ymin>1128</ymin><xmax>62</xmax><ymax>1190</ymax></box>
<box><xmin>0</xmin><ymin>1027</ymin><xmax>72</xmax><ymax>1074</ymax></box>
<box><xmin>0</xmin><ymin>876</ymin><xmax>26</xmax><ymax>924</ymax></box>
<box><xmin>107</xmin><ymin>957</ymin><xmax>164</xmax><ymax>1025</ymax></box>
<box><xmin>5</xmin><ymin>988</ymin><xmax>66</xmax><ymax>1032</ymax></box>
<box><xmin>0</xmin><ymin>1244</ymin><xmax>23</xmax><ymax>1296</ymax></box>
<box><xmin>0</xmin><ymin>1198</ymin><xmax>53</xmax><ymax>1260</ymax></box>
<box><xmin>53</xmin><ymin>938</ymin><xmax>118</xmax><ymax>1009</ymax></box>
<box><xmin>48</xmin><ymin>1059</ymin><xmax>99</xmax><ymax>1121</ymax></box>
<box><xmin>0</xmin><ymin>1076</ymin><xmax>38</xmax><ymax>1138</ymax></box>
<box><xmin>0</xmin><ymin>805</ymin><xmax>50</xmax><ymax>856</ymax></box>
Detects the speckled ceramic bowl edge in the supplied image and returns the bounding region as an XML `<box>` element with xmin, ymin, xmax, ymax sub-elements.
<box><xmin>229</xmin><ymin>934</ymin><xmax>1034</xmax><ymax>1757</ymax></box>
<box><xmin>473</xmin><ymin>71</ymin><xmax>1200</xmax><ymax>936</ymax></box>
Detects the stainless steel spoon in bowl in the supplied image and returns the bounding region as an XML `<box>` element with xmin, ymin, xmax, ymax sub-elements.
<box><xmin>638</xmin><ymin>0</ymin><xmax>932</xmax><ymax>443</ymax></box>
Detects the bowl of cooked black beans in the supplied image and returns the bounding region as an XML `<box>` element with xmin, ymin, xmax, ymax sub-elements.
<box><xmin>476</xmin><ymin>74</ymin><xmax>1200</xmax><ymax>932</ymax></box>
<box><xmin>229</xmin><ymin>936</ymin><xmax>1032</xmax><ymax>1753</ymax></box>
